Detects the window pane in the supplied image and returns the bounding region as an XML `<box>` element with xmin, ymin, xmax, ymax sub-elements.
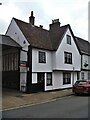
<box><xmin>47</xmin><ymin>73</ymin><xmax>52</xmax><ymax>86</ymax></box>
<box><xmin>88</xmin><ymin>72</ymin><xmax>90</xmax><ymax>79</ymax></box>
<box><xmin>63</xmin><ymin>72</ymin><xmax>71</xmax><ymax>84</ymax></box>
<box><xmin>81</xmin><ymin>72</ymin><xmax>84</xmax><ymax>79</ymax></box>
<box><xmin>64</xmin><ymin>52</ymin><xmax>72</xmax><ymax>64</ymax></box>
<box><xmin>39</xmin><ymin>51</ymin><xmax>46</xmax><ymax>63</ymax></box>
<box><xmin>67</xmin><ymin>35</ymin><xmax>71</xmax><ymax>45</ymax></box>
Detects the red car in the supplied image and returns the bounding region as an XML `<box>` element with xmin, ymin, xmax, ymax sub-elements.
<box><xmin>72</xmin><ymin>80</ymin><xmax>90</xmax><ymax>95</ymax></box>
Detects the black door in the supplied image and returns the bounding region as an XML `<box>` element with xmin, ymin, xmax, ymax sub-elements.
<box><xmin>37</xmin><ymin>73</ymin><xmax>45</xmax><ymax>91</ymax></box>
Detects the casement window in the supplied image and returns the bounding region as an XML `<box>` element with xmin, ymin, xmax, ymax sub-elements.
<box><xmin>39</xmin><ymin>51</ymin><xmax>46</xmax><ymax>63</ymax></box>
<box><xmin>46</xmin><ymin>73</ymin><xmax>52</xmax><ymax>86</ymax></box>
<box><xmin>88</xmin><ymin>72</ymin><xmax>90</xmax><ymax>79</ymax></box>
<box><xmin>81</xmin><ymin>72</ymin><xmax>84</xmax><ymax>80</ymax></box>
<box><xmin>2</xmin><ymin>52</ymin><xmax>18</xmax><ymax>71</ymax></box>
<box><xmin>67</xmin><ymin>35</ymin><xmax>71</xmax><ymax>45</ymax></box>
<box><xmin>63</xmin><ymin>72</ymin><xmax>71</xmax><ymax>84</ymax></box>
<box><xmin>64</xmin><ymin>52</ymin><xmax>72</xmax><ymax>64</ymax></box>
<box><xmin>77</xmin><ymin>72</ymin><xmax>80</xmax><ymax>80</ymax></box>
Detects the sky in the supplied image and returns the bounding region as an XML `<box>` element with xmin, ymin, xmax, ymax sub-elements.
<box><xmin>0</xmin><ymin>0</ymin><xmax>89</xmax><ymax>40</ymax></box>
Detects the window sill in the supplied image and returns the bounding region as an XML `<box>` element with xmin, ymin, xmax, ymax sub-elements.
<box><xmin>64</xmin><ymin>63</ymin><xmax>72</xmax><ymax>64</ymax></box>
<box><xmin>63</xmin><ymin>83</ymin><xmax>71</xmax><ymax>85</ymax></box>
<box><xmin>46</xmin><ymin>84</ymin><xmax>53</xmax><ymax>86</ymax></box>
<box><xmin>39</xmin><ymin>62</ymin><xmax>46</xmax><ymax>64</ymax></box>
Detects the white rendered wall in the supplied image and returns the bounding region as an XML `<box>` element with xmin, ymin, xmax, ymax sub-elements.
<box><xmin>53</xmin><ymin>28</ymin><xmax>81</xmax><ymax>71</ymax></box>
<box><xmin>80</xmin><ymin>71</ymin><xmax>89</xmax><ymax>80</ymax></box>
<box><xmin>6</xmin><ymin>18</ymin><xmax>29</xmax><ymax>51</ymax></box>
<box><xmin>32</xmin><ymin>48</ymin><xmax>52</xmax><ymax>72</ymax></box>
<box><xmin>45</xmin><ymin>71</ymin><xmax>78</xmax><ymax>91</ymax></box>
<box><xmin>32</xmin><ymin>73</ymin><xmax>37</xmax><ymax>84</ymax></box>
<box><xmin>20</xmin><ymin>50</ymin><xmax>27</xmax><ymax>62</ymax></box>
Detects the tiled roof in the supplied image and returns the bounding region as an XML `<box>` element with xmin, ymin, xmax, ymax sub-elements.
<box><xmin>75</xmin><ymin>36</ymin><xmax>90</xmax><ymax>55</ymax></box>
<box><xmin>14</xmin><ymin>18</ymin><xmax>53</xmax><ymax>50</ymax></box>
<box><xmin>49</xmin><ymin>25</ymin><xmax>68</xmax><ymax>50</ymax></box>
<box><xmin>0</xmin><ymin>35</ymin><xmax>21</xmax><ymax>48</ymax></box>
<box><xmin>14</xmin><ymin>18</ymin><xmax>68</xmax><ymax>51</ymax></box>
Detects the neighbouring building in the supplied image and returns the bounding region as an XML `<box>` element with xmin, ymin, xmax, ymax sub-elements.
<box><xmin>75</xmin><ymin>36</ymin><xmax>90</xmax><ymax>80</ymax></box>
<box><xmin>0</xmin><ymin>35</ymin><xmax>21</xmax><ymax>89</ymax></box>
<box><xmin>2</xmin><ymin>11</ymin><xmax>89</xmax><ymax>93</ymax></box>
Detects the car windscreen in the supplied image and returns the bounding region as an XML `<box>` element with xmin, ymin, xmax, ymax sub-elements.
<box><xmin>75</xmin><ymin>81</ymin><xmax>88</xmax><ymax>85</ymax></box>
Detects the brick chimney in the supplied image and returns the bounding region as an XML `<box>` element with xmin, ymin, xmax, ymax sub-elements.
<box><xmin>29</xmin><ymin>11</ymin><xmax>35</xmax><ymax>25</ymax></box>
<box><xmin>49</xmin><ymin>19</ymin><xmax>61</xmax><ymax>30</ymax></box>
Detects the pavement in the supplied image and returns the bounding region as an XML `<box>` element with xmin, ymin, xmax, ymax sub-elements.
<box><xmin>2</xmin><ymin>88</ymin><xmax>73</xmax><ymax>110</ymax></box>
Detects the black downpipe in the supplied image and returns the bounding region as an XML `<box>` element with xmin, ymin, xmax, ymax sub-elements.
<box><xmin>26</xmin><ymin>45</ymin><xmax>32</xmax><ymax>93</ymax></box>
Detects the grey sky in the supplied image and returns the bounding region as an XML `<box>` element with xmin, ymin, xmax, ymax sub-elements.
<box><xmin>0</xmin><ymin>0</ymin><xmax>89</xmax><ymax>40</ymax></box>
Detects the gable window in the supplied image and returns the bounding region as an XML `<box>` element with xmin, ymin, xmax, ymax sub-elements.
<box><xmin>39</xmin><ymin>51</ymin><xmax>46</xmax><ymax>63</ymax></box>
<box><xmin>64</xmin><ymin>52</ymin><xmax>72</xmax><ymax>64</ymax></box>
<box><xmin>67</xmin><ymin>35</ymin><xmax>71</xmax><ymax>45</ymax></box>
<box><xmin>63</xmin><ymin>72</ymin><xmax>71</xmax><ymax>84</ymax></box>
<box><xmin>46</xmin><ymin>73</ymin><xmax>52</xmax><ymax>86</ymax></box>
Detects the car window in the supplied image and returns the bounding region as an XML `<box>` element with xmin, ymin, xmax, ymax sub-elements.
<box><xmin>78</xmin><ymin>81</ymin><xmax>87</xmax><ymax>85</ymax></box>
<box><xmin>75</xmin><ymin>81</ymin><xmax>79</xmax><ymax>85</ymax></box>
<box><xmin>75</xmin><ymin>81</ymin><xmax>88</xmax><ymax>85</ymax></box>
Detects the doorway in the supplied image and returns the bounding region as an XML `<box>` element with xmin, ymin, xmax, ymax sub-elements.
<box><xmin>37</xmin><ymin>73</ymin><xmax>45</xmax><ymax>91</ymax></box>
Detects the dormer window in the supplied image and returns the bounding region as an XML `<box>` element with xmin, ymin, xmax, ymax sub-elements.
<box><xmin>67</xmin><ymin>35</ymin><xmax>71</xmax><ymax>45</ymax></box>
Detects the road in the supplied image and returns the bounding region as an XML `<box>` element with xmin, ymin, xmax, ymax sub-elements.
<box><xmin>2</xmin><ymin>95</ymin><xmax>89</xmax><ymax>118</ymax></box>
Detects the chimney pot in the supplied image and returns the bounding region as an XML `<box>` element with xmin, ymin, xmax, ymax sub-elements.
<box><xmin>52</xmin><ymin>19</ymin><xmax>59</xmax><ymax>24</ymax></box>
<box><xmin>31</xmin><ymin>11</ymin><xmax>33</xmax><ymax>16</ymax></box>
<box><xmin>39</xmin><ymin>25</ymin><xmax>43</xmax><ymax>29</ymax></box>
<box><xmin>49</xmin><ymin>19</ymin><xmax>61</xmax><ymax>30</ymax></box>
<box><xmin>29</xmin><ymin>11</ymin><xmax>35</xmax><ymax>25</ymax></box>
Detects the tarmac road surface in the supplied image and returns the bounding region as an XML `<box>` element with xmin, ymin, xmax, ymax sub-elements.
<box><xmin>2</xmin><ymin>95</ymin><xmax>89</xmax><ymax>118</ymax></box>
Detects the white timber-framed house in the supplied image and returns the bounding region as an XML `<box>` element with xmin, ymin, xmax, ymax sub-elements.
<box><xmin>2</xmin><ymin>11</ymin><xmax>84</xmax><ymax>93</ymax></box>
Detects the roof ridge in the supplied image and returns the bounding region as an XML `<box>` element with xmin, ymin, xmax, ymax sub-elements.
<box><xmin>13</xmin><ymin>17</ymin><xmax>76</xmax><ymax>51</ymax></box>
<box><xmin>13</xmin><ymin>17</ymin><xmax>50</xmax><ymax>33</ymax></box>
<box><xmin>60</xmin><ymin>24</ymin><xmax>70</xmax><ymax>28</ymax></box>
<box><xmin>13</xmin><ymin>17</ymin><xmax>29</xmax><ymax>24</ymax></box>
<box><xmin>75</xmin><ymin>36</ymin><xmax>88</xmax><ymax>42</ymax></box>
